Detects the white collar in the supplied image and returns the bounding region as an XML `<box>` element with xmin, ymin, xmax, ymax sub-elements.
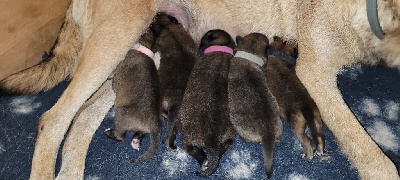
<box><xmin>234</xmin><ymin>51</ymin><xmax>265</xmax><ymax>66</ymax></box>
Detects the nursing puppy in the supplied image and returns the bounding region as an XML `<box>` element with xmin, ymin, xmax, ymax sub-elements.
<box><xmin>150</xmin><ymin>13</ymin><xmax>196</xmax><ymax>150</ymax></box>
<box><xmin>178</xmin><ymin>29</ymin><xmax>235</xmax><ymax>177</ymax></box>
<box><xmin>265</xmin><ymin>37</ymin><xmax>325</xmax><ymax>160</ymax></box>
<box><xmin>228</xmin><ymin>33</ymin><xmax>282</xmax><ymax>178</ymax></box>
<box><xmin>104</xmin><ymin>28</ymin><xmax>161</xmax><ymax>163</ymax></box>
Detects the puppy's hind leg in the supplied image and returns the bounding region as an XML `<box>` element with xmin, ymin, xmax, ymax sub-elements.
<box><xmin>56</xmin><ymin>80</ymin><xmax>115</xmax><ymax>180</ymax></box>
<box><xmin>288</xmin><ymin>111</ymin><xmax>313</xmax><ymax>160</ymax></box>
<box><xmin>131</xmin><ymin>114</ymin><xmax>161</xmax><ymax>163</ymax></box>
<box><xmin>104</xmin><ymin>108</ymin><xmax>131</xmax><ymax>142</ymax></box>
<box><xmin>29</xmin><ymin>2</ymin><xmax>158</xmax><ymax>179</ymax></box>
<box><xmin>302</xmin><ymin>105</ymin><xmax>325</xmax><ymax>156</ymax></box>
<box><xmin>184</xmin><ymin>145</ymin><xmax>207</xmax><ymax>168</ymax></box>
<box><xmin>196</xmin><ymin>147</ymin><xmax>220</xmax><ymax>177</ymax></box>
<box><xmin>131</xmin><ymin>132</ymin><xmax>146</xmax><ymax>151</ymax></box>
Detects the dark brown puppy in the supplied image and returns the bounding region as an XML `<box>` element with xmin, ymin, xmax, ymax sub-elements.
<box><xmin>150</xmin><ymin>13</ymin><xmax>196</xmax><ymax>150</ymax></box>
<box><xmin>178</xmin><ymin>29</ymin><xmax>235</xmax><ymax>177</ymax></box>
<box><xmin>104</xmin><ymin>28</ymin><xmax>161</xmax><ymax>163</ymax></box>
<box><xmin>228</xmin><ymin>33</ymin><xmax>283</xmax><ymax>178</ymax></box>
<box><xmin>264</xmin><ymin>37</ymin><xmax>325</xmax><ymax>159</ymax></box>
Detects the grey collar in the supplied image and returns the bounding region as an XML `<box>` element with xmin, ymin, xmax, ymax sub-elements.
<box><xmin>367</xmin><ymin>0</ymin><xmax>385</xmax><ymax>40</ymax></box>
<box><xmin>234</xmin><ymin>51</ymin><xmax>265</xmax><ymax>66</ymax></box>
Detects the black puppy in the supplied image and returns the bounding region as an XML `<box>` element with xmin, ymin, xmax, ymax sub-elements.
<box><xmin>228</xmin><ymin>33</ymin><xmax>283</xmax><ymax>178</ymax></box>
<box><xmin>178</xmin><ymin>29</ymin><xmax>236</xmax><ymax>177</ymax></box>
<box><xmin>150</xmin><ymin>13</ymin><xmax>196</xmax><ymax>150</ymax></box>
<box><xmin>264</xmin><ymin>37</ymin><xmax>325</xmax><ymax>159</ymax></box>
<box><xmin>104</xmin><ymin>23</ymin><xmax>161</xmax><ymax>163</ymax></box>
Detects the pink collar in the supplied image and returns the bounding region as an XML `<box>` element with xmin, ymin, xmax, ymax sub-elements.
<box><xmin>204</xmin><ymin>45</ymin><xmax>234</xmax><ymax>56</ymax></box>
<box><xmin>131</xmin><ymin>43</ymin><xmax>155</xmax><ymax>59</ymax></box>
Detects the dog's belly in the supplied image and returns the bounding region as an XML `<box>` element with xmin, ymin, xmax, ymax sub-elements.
<box><xmin>162</xmin><ymin>0</ymin><xmax>298</xmax><ymax>43</ymax></box>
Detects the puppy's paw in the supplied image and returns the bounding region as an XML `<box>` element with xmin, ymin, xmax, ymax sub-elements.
<box><xmin>131</xmin><ymin>138</ymin><xmax>141</xmax><ymax>151</ymax></box>
<box><xmin>104</xmin><ymin>128</ymin><xmax>124</xmax><ymax>142</ymax></box>
<box><xmin>301</xmin><ymin>153</ymin><xmax>313</xmax><ymax>161</ymax></box>
<box><xmin>314</xmin><ymin>149</ymin><xmax>324</xmax><ymax>156</ymax></box>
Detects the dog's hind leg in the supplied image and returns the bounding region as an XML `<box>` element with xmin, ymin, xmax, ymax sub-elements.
<box><xmin>29</xmin><ymin>1</ymin><xmax>158</xmax><ymax>179</ymax></box>
<box><xmin>295</xmin><ymin>47</ymin><xmax>400</xmax><ymax>179</ymax></box>
<box><xmin>56</xmin><ymin>80</ymin><xmax>114</xmax><ymax>180</ymax></box>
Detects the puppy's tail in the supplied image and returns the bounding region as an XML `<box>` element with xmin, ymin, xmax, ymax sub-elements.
<box><xmin>0</xmin><ymin>8</ymin><xmax>82</xmax><ymax>95</ymax></box>
<box><xmin>163</xmin><ymin>105</ymin><xmax>179</xmax><ymax>150</ymax></box>
<box><xmin>303</xmin><ymin>104</ymin><xmax>325</xmax><ymax>156</ymax></box>
<box><xmin>131</xmin><ymin>116</ymin><xmax>161</xmax><ymax>163</ymax></box>
<box><xmin>196</xmin><ymin>147</ymin><xmax>220</xmax><ymax>177</ymax></box>
<box><xmin>261</xmin><ymin>135</ymin><xmax>277</xmax><ymax>178</ymax></box>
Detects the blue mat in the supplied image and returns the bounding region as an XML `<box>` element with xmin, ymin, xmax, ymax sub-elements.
<box><xmin>1</xmin><ymin>63</ymin><xmax>399</xmax><ymax>179</ymax></box>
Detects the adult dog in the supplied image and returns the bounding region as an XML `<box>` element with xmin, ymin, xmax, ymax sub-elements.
<box><xmin>1</xmin><ymin>0</ymin><xmax>400</xmax><ymax>179</ymax></box>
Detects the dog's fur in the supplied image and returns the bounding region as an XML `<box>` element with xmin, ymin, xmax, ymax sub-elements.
<box><xmin>178</xmin><ymin>29</ymin><xmax>235</xmax><ymax>177</ymax></box>
<box><xmin>228</xmin><ymin>33</ymin><xmax>283</xmax><ymax>178</ymax></box>
<box><xmin>0</xmin><ymin>0</ymin><xmax>400</xmax><ymax>179</ymax></box>
<box><xmin>264</xmin><ymin>37</ymin><xmax>325</xmax><ymax>160</ymax></box>
<box><xmin>103</xmin><ymin>26</ymin><xmax>161</xmax><ymax>163</ymax></box>
<box><xmin>151</xmin><ymin>13</ymin><xmax>196</xmax><ymax>150</ymax></box>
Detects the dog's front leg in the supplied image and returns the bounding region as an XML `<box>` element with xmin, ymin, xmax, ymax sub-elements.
<box><xmin>56</xmin><ymin>80</ymin><xmax>114</xmax><ymax>180</ymax></box>
<box><xmin>29</xmin><ymin>1</ymin><xmax>158</xmax><ymax>179</ymax></box>
<box><xmin>295</xmin><ymin>50</ymin><xmax>400</xmax><ymax>180</ymax></box>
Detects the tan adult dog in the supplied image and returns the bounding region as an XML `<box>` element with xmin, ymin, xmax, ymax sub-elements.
<box><xmin>1</xmin><ymin>0</ymin><xmax>400</xmax><ymax>179</ymax></box>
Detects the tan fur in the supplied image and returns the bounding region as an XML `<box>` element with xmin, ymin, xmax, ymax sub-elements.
<box><xmin>0</xmin><ymin>6</ymin><xmax>82</xmax><ymax>94</ymax></box>
<box><xmin>57</xmin><ymin>80</ymin><xmax>114</xmax><ymax>180</ymax></box>
<box><xmin>0</xmin><ymin>0</ymin><xmax>71</xmax><ymax>81</ymax></box>
<box><xmin>1</xmin><ymin>0</ymin><xmax>399</xmax><ymax>179</ymax></box>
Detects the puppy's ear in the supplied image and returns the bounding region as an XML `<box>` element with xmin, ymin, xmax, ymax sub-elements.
<box><xmin>273</xmin><ymin>36</ymin><xmax>280</xmax><ymax>41</ymax></box>
<box><xmin>236</xmin><ymin>36</ymin><xmax>243</xmax><ymax>45</ymax></box>
<box><xmin>293</xmin><ymin>47</ymin><xmax>298</xmax><ymax>58</ymax></box>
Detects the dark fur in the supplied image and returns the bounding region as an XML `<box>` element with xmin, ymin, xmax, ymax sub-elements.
<box><xmin>264</xmin><ymin>37</ymin><xmax>325</xmax><ymax>159</ymax></box>
<box><xmin>150</xmin><ymin>13</ymin><xmax>196</xmax><ymax>150</ymax></box>
<box><xmin>178</xmin><ymin>29</ymin><xmax>235</xmax><ymax>177</ymax></box>
<box><xmin>228</xmin><ymin>33</ymin><xmax>282</xmax><ymax>178</ymax></box>
<box><xmin>104</xmin><ymin>28</ymin><xmax>161</xmax><ymax>163</ymax></box>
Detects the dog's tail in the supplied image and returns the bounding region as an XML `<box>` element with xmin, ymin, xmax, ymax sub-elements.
<box><xmin>196</xmin><ymin>147</ymin><xmax>220</xmax><ymax>177</ymax></box>
<box><xmin>131</xmin><ymin>116</ymin><xmax>161</xmax><ymax>163</ymax></box>
<box><xmin>0</xmin><ymin>8</ymin><xmax>82</xmax><ymax>95</ymax></box>
<box><xmin>261</xmin><ymin>135</ymin><xmax>277</xmax><ymax>178</ymax></box>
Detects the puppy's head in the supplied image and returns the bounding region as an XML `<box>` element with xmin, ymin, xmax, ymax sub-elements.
<box><xmin>235</xmin><ymin>33</ymin><xmax>269</xmax><ymax>58</ymax></box>
<box><xmin>138</xmin><ymin>28</ymin><xmax>156</xmax><ymax>49</ymax></box>
<box><xmin>270</xmin><ymin>36</ymin><xmax>298</xmax><ymax>58</ymax></box>
<box><xmin>150</xmin><ymin>13</ymin><xmax>180</xmax><ymax>36</ymax></box>
<box><xmin>198</xmin><ymin>29</ymin><xmax>235</xmax><ymax>55</ymax></box>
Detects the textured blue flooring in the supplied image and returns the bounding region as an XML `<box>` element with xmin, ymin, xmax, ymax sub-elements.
<box><xmin>1</xmin><ymin>63</ymin><xmax>399</xmax><ymax>179</ymax></box>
